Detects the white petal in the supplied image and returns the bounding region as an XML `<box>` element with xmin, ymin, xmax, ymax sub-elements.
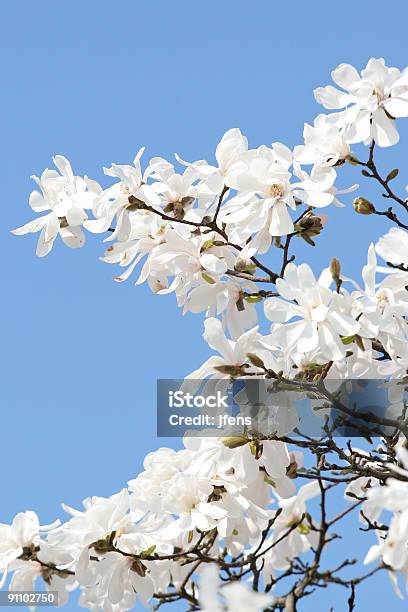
<box><xmin>269</xmin><ymin>201</ymin><xmax>294</xmax><ymax>236</ymax></box>
<box><xmin>60</xmin><ymin>226</ymin><xmax>86</xmax><ymax>249</ymax></box>
<box><xmin>371</xmin><ymin>108</ymin><xmax>399</xmax><ymax>147</ymax></box>
<box><xmin>318</xmin><ymin>322</ymin><xmax>345</xmax><ymax>360</ymax></box>
<box><xmin>313</xmin><ymin>86</ymin><xmax>352</xmax><ymax>109</ymax></box>
<box><xmin>297</xmin><ymin>321</ymin><xmax>319</xmax><ymax>353</ymax></box>
<box><xmin>331</xmin><ymin>63</ymin><xmax>360</xmax><ymax>90</ymax></box>
<box><xmin>203</xmin><ymin>317</ymin><xmax>234</xmax><ymax>361</ymax></box>
<box><xmin>384</xmin><ymin>96</ymin><xmax>408</xmax><ymax>118</ymax></box>
<box><xmin>11</xmin><ymin>215</ymin><xmax>49</xmax><ymax>235</ymax></box>
<box><xmin>29</xmin><ymin>190</ymin><xmax>49</xmax><ymax>212</ymax></box>
<box><xmin>264</xmin><ymin>298</ymin><xmax>301</xmax><ymax>323</ymax></box>
<box><xmin>52</xmin><ymin>155</ymin><xmax>74</xmax><ymax>179</ymax></box>
<box><xmin>200</xmin><ymin>253</ymin><xmax>227</xmax><ymax>276</ymax></box>
<box><xmin>36</xmin><ymin>224</ymin><xmax>56</xmax><ymax>257</ymax></box>
<box><xmin>65</xmin><ymin>206</ymin><xmax>86</xmax><ymax>226</ymax></box>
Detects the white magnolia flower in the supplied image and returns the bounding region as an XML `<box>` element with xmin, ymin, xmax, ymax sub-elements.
<box><xmin>294</xmin><ymin>163</ymin><xmax>357</xmax><ymax>208</ymax></box>
<box><xmin>12</xmin><ymin>156</ymin><xmax>99</xmax><ymax>256</ymax></box>
<box><xmin>350</xmin><ymin>244</ymin><xmax>408</xmax><ymax>346</ymax></box>
<box><xmin>145</xmin><ymin>158</ymin><xmax>198</xmax><ymax>213</ymax></box>
<box><xmin>220</xmin><ymin>144</ymin><xmax>298</xmax><ymax>240</ymax></box>
<box><xmin>185</xmin><ymin>317</ymin><xmax>261</xmax><ymax>381</ymax></box>
<box><xmin>176</xmin><ymin>128</ymin><xmax>248</xmax><ymax>184</ymax></box>
<box><xmin>84</xmin><ymin>148</ymin><xmax>161</xmax><ymax>241</ymax></box>
<box><xmin>169</xmin><ymin>128</ymin><xmax>251</xmax><ymax>217</ymax></box>
<box><xmin>101</xmin><ymin>213</ymin><xmax>169</xmax><ymax>286</ymax></box>
<box><xmin>294</xmin><ymin>114</ymin><xmax>351</xmax><ymax>166</ymax></box>
<box><xmin>261</xmin><ymin>481</ymin><xmax>320</xmax><ymax>575</ymax></box>
<box><xmin>8</xmin><ymin>542</ymin><xmax>75</xmax><ymax>607</ymax></box>
<box><xmin>129</xmin><ymin>447</ymin><xmax>195</xmax><ymax>515</ymax></box>
<box><xmin>199</xmin><ymin>564</ymin><xmax>274</xmax><ymax>612</ymax></box>
<box><xmin>314</xmin><ymin>58</ymin><xmax>408</xmax><ymax>147</ymax></box>
<box><xmin>375</xmin><ymin>227</ymin><xmax>408</xmax><ymax>267</ymax></box>
<box><xmin>48</xmin><ymin>489</ymin><xmax>132</xmax><ymax>560</ymax></box>
<box><xmin>160</xmin><ymin>474</ymin><xmax>228</xmax><ymax>539</ymax></box>
<box><xmin>145</xmin><ymin>230</ymin><xmax>232</xmax><ymax>298</ymax></box>
<box><xmin>0</xmin><ymin>512</ymin><xmax>60</xmax><ymax>588</ymax></box>
<box><xmin>264</xmin><ymin>263</ymin><xmax>359</xmax><ymax>361</ymax></box>
<box><xmin>76</xmin><ymin>550</ymin><xmax>155</xmax><ymax>610</ymax></box>
<box><xmin>220</xmin><ymin>144</ymin><xmax>342</xmax><ymax>249</ymax></box>
<box><xmin>184</xmin><ymin>280</ymin><xmax>259</xmax><ymax>340</ymax></box>
<box><xmin>327</xmin><ymin>342</ymin><xmax>385</xmax><ymax>379</ymax></box>
<box><xmin>364</xmin><ymin>450</ymin><xmax>408</xmax><ymax>588</ymax></box>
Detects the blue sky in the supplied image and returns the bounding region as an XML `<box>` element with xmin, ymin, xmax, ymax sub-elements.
<box><xmin>2</xmin><ymin>1</ymin><xmax>407</xmax><ymax>610</ymax></box>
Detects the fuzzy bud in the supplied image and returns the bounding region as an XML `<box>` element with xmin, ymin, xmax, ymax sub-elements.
<box><xmin>330</xmin><ymin>257</ymin><xmax>341</xmax><ymax>278</ymax></box>
<box><xmin>222</xmin><ymin>436</ymin><xmax>248</xmax><ymax>449</ymax></box>
<box><xmin>235</xmin><ymin>259</ymin><xmax>256</xmax><ymax>274</ymax></box>
<box><xmin>353</xmin><ymin>197</ymin><xmax>375</xmax><ymax>215</ymax></box>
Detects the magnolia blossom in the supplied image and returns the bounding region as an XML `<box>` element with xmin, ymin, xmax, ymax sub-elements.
<box><xmin>220</xmin><ymin>143</ymin><xmax>298</xmax><ymax>239</ymax></box>
<box><xmin>8</xmin><ymin>56</ymin><xmax>408</xmax><ymax>611</ymax></box>
<box><xmin>146</xmin><ymin>230</ymin><xmax>231</xmax><ymax>293</ymax></box>
<box><xmin>219</xmin><ymin>143</ymin><xmax>340</xmax><ymax>248</ymax></box>
<box><xmin>176</xmin><ymin>128</ymin><xmax>249</xmax><ymax>205</ymax></box>
<box><xmin>0</xmin><ymin>512</ymin><xmax>60</xmax><ymax>588</ymax></box>
<box><xmin>375</xmin><ymin>227</ymin><xmax>408</xmax><ymax>266</ymax></box>
<box><xmin>264</xmin><ymin>263</ymin><xmax>359</xmax><ymax>361</ymax></box>
<box><xmin>8</xmin><ymin>545</ymin><xmax>75</xmax><ymax>607</ymax></box>
<box><xmin>199</xmin><ymin>564</ymin><xmax>273</xmax><ymax>612</ymax></box>
<box><xmin>48</xmin><ymin>489</ymin><xmax>133</xmax><ymax>561</ymax></box>
<box><xmin>314</xmin><ymin>58</ymin><xmax>408</xmax><ymax>147</ymax></box>
<box><xmin>184</xmin><ymin>317</ymin><xmax>262</xmax><ymax>382</ymax></box>
<box><xmin>261</xmin><ymin>482</ymin><xmax>320</xmax><ymax>574</ymax></box>
<box><xmin>85</xmin><ymin>148</ymin><xmax>161</xmax><ymax>241</ymax></box>
<box><xmin>12</xmin><ymin>156</ymin><xmax>99</xmax><ymax>256</ymax></box>
<box><xmin>364</xmin><ymin>450</ymin><xmax>408</xmax><ymax>596</ymax></box>
<box><xmin>76</xmin><ymin>551</ymin><xmax>155</xmax><ymax>609</ymax></box>
<box><xmin>185</xmin><ymin>280</ymin><xmax>259</xmax><ymax>340</ymax></box>
<box><xmin>294</xmin><ymin>114</ymin><xmax>351</xmax><ymax>166</ymax></box>
<box><xmin>349</xmin><ymin>244</ymin><xmax>408</xmax><ymax>351</ymax></box>
<box><xmin>159</xmin><ymin>474</ymin><xmax>228</xmax><ymax>538</ymax></box>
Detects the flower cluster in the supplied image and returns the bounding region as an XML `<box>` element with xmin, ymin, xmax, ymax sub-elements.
<box><xmin>9</xmin><ymin>57</ymin><xmax>408</xmax><ymax>610</ymax></box>
<box><xmin>0</xmin><ymin>437</ymin><xmax>318</xmax><ymax>609</ymax></box>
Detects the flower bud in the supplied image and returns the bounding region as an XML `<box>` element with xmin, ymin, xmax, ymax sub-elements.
<box><xmin>297</xmin><ymin>522</ymin><xmax>311</xmax><ymax>535</ymax></box>
<box><xmin>386</xmin><ymin>168</ymin><xmax>399</xmax><ymax>182</ymax></box>
<box><xmin>222</xmin><ymin>436</ymin><xmax>248</xmax><ymax>449</ymax></box>
<box><xmin>295</xmin><ymin>212</ymin><xmax>325</xmax><ymax>246</ymax></box>
<box><xmin>246</xmin><ymin>353</ymin><xmax>265</xmax><ymax>369</ymax></box>
<box><xmin>353</xmin><ymin>197</ymin><xmax>375</xmax><ymax>215</ymax></box>
<box><xmin>130</xmin><ymin>559</ymin><xmax>147</xmax><ymax>577</ymax></box>
<box><xmin>235</xmin><ymin>259</ymin><xmax>256</xmax><ymax>274</ymax></box>
<box><xmin>127</xmin><ymin>195</ymin><xmax>147</xmax><ymax>211</ymax></box>
<box><xmin>200</xmin><ymin>239</ymin><xmax>214</xmax><ymax>252</ymax></box>
<box><xmin>202</xmin><ymin>272</ymin><xmax>216</xmax><ymax>284</ymax></box>
<box><xmin>140</xmin><ymin>545</ymin><xmax>156</xmax><ymax>558</ymax></box>
<box><xmin>330</xmin><ymin>257</ymin><xmax>341</xmax><ymax>278</ymax></box>
<box><xmin>245</xmin><ymin>295</ymin><xmax>263</xmax><ymax>303</ymax></box>
<box><xmin>213</xmin><ymin>364</ymin><xmax>246</xmax><ymax>377</ymax></box>
<box><xmin>236</xmin><ymin>295</ymin><xmax>245</xmax><ymax>311</ymax></box>
<box><xmin>91</xmin><ymin>539</ymin><xmax>112</xmax><ymax>554</ymax></box>
<box><xmin>286</xmin><ymin>461</ymin><xmax>298</xmax><ymax>479</ymax></box>
<box><xmin>346</xmin><ymin>154</ymin><xmax>361</xmax><ymax>166</ymax></box>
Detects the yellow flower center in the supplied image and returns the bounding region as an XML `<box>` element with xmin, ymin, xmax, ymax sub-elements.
<box><xmin>269</xmin><ymin>183</ymin><xmax>284</xmax><ymax>198</ymax></box>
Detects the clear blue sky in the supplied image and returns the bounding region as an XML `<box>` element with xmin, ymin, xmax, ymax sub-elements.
<box><xmin>2</xmin><ymin>1</ymin><xmax>407</xmax><ymax>610</ymax></box>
